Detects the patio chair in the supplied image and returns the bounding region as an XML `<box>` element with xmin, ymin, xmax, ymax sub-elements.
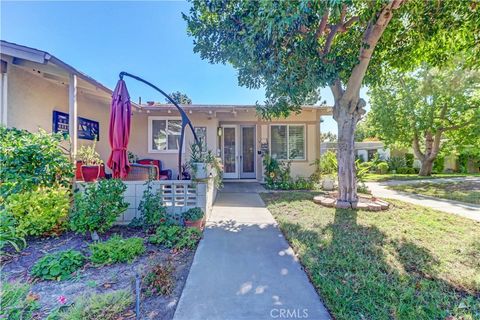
<box><xmin>124</xmin><ymin>163</ymin><xmax>159</xmax><ymax>181</ymax></box>
<box><xmin>137</xmin><ymin>159</ymin><xmax>172</xmax><ymax>180</ymax></box>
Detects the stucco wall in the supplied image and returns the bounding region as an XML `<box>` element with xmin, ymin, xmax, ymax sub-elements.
<box><xmin>5</xmin><ymin>65</ymin><xmax>111</xmax><ymax>162</ymax></box>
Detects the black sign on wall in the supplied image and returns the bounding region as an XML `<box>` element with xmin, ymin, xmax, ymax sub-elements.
<box><xmin>52</xmin><ymin>111</ymin><xmax>99</xmax><ymax>141</ymax></box>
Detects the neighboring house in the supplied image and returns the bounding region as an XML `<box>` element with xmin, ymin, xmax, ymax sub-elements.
<box><xmin>321</xmin><ymin>141</ymin><xmax>390</xmax><ymax>162</ymax></box>
<box><xmin>1</xmin><ymin>40</ymin><xmax>333</xmax><ymax>181</ymax></box>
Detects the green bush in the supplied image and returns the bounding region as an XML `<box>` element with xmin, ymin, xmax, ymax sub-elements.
<box><xmin>433</xmin><ymin>156</ymin><xmax>445</xmax><ymax>174</ymax></box>
<box><xmin>4</xmin><ymin>187</ymin><xmax>70</xmax><ymax>236</ymax></box>
<box><xmin>55</xmin><ymin>290</ymin><xmax>132</xmax><ymax>320</ymax></box>
<box><xmin>31</xmin><ymin>250</ymin><xmax>85</xmax><ymax>281</ymax></box>
<box><xmin>149</xmin><ymin>225</ymin><xmax>201</xmax><ymax>250</ymax></box>
<box><xmin>0</xmin><ymin>282</ymin><xmax>39</xmax><ymax>320</ymax></box>
<box><xmin>405</xmin><ymin>153</ymin><xmax>414</xmax><ymax>167</ymax></box>
<box><xmin>183</xmin><ymin>207</ymin><xmax>204</xmax><ymax>221</ymax></box>
<box><xmin>397</xmin><ymin>167</ymin><xmax>417</xmax><ymax>174</ymax></box>
<box><xmin>70</xmin><ymin>179</ymin><xmax>128</xmax><ymax>236</ymax></box>
<box><xmin>0</xmin><ymin>127</ymin><xmax>73</xmax><ymax>201</ymax></box>
<box><xmin>0</xmin><ymin>210</ymin><xmax>26</xmax><ymax>253</ymax></box>
<box><xmin>136</xmin><ymin>179</ymin><xmax>166</xmax><ymax>229</ymax></box>
<box><xmin>388</xmin><ymin>156</ymin><xmax>406</xmax><ymax>172</ymax></box>
<box><xmin>377</xmin><ymin>162</ymin><xmax>389</xmax><ymax>174</ymax></box>
<box><xmin>89</xmin><ymin>235</ymin><xmax>145</xmax><ymax>266</ymax></box>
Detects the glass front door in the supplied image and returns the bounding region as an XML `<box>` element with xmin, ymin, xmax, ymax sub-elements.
<box><xmin>222</xmin><ymin>126</ymin><xmax>237</xmax><ymax>179</ymax></box>
<box><xmin>240</xmin><ymin>126</ymin><xmax>256</xmax><ymax>178</ymax></box>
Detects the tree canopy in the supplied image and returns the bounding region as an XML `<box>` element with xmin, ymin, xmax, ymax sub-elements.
<box><xmin>185</xmin><ymin>0</ymin><xmax>478</xmax><ymax>116</ymax></box>
<box><xmin>368</xmin><ymin>60</ymin><xmax>480</xmax><ymax>175</ymax></box>
<box><xmin>166</xmin><ymin>91</ymin><xmax>192</xmax><ymax>105</ymax></box>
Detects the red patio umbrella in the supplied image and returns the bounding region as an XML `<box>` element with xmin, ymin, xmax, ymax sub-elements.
<box><xmin>107</xmin><ymin>79</ymin><xmax>131</xmax><ymax>179</ymax></box>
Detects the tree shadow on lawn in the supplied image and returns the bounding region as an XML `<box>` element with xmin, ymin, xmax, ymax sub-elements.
<box><xmin>269</xmin><ymin>198</ymin><xmax>480</xmax><ymax>319</ymax></box>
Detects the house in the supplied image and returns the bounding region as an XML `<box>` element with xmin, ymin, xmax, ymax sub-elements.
<box><xmin>321</xmin><ymin>141</ymin><xmax>390</xmax><ymax>162</ymax></box>
<box><xmin>1</xmin><ymin>40</ymin><xmax>332</xmax><ymax>182</ymax></box>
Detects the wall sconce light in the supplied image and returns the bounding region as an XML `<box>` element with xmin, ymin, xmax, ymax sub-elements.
<box><xmin>217</xmin><ymin>127</ymin><xmax>222</xmax><ymax>137</ymax></box>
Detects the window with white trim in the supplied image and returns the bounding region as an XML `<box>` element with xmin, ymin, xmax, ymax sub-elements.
<box><xmin>148</xmin><ymin>117</ymin><xmax>183</xmax><ymax>152</ymax></box>
<box><xmin>270</xmin><ymin>124</ymin><xmax>305</xmax><ymax>160</ymax></box>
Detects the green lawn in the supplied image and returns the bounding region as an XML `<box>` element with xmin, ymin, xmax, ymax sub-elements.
<box><xmin>363</xmin><ymin>173</ymin><xmax>473</xmax><ymax>182</ymax></box>
<box><xmin>390</xmin><ymin>181</ymin><xmax>480</xmax><ymax>204</ymax></box>
<box><xmin>261</xmin><ymin>192</ymin><xmax>480</xmax><ymax>320</ymax></box>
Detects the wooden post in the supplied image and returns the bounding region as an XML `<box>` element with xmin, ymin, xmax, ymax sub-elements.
<box><xmin>69</xmin><ymin>73</ymin><xmax>78</xmax><ymax>160</ymax></box>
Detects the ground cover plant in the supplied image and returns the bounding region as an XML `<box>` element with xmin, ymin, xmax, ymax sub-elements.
<box><xmin>143</xmin><ymin>260</ymin><xmax>176</xmax><ymax>297</ymax></box>
<box><xmin>89</xmin><ymin>235</ymin><xmax>145</xmax><ymax>266</ymax></box>
<box><xmin>390</xmin><ymin>181</ymin><xmax>480</xmax><ymax>204</ymax></box>
<box><xmin>0</xmin><ymin>282</ymin><xmax>39</xmax><ymax>320</ymax></box>
<box><xmin>363</xmin><ymin>173</ymin><xmax>473</xmax><ymax>182</ymax></box>
<box><xmin>31</xmin><ymin>250</ymin><xmax>85</xmax><ymax>281</ymax></box>
<box><xmin>149</xmin><ymin>224</ymin><xmax>201</xmax><ymax>250</ymax></box>
<box><xmin>261</xmin><ymin>192</ymin><xmax>480</xmax><ymax>319</ymax></box>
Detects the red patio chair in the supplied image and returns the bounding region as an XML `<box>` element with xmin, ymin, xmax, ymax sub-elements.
<box><xmin>137</xmin><ymin>159</ymin><xmax>172</xmax><ymax>180</ymax></box>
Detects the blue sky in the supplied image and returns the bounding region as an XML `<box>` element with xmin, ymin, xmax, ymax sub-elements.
<box><xmin>0</xmin><ymin>1</ymin><xmax>346</xmax><ymax>134</ymax></box>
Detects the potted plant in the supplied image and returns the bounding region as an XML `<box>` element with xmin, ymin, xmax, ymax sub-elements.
<box><xmin>77</xmin><ymin>141</ymin><xmax>103</xmax><ymax>182</ymax></box>
<box><xmin>188</xmin><ymin>141</ymin><xmax>224</xmax><ymax>188</ymax></box>
<box><xmin>183</xmin><ymin>207</ymin><xmax>205</xmax><ymax>231</ymax></box>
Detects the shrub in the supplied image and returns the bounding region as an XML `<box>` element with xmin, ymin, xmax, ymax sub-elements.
<box><xmin>149</xmin><ymin>225</ymin><xmax>201</xmax><ymax>250</ymax></box>
<box><xmin>183</xmin><ymin>207</ymin><xmax>204</xmax><ymax>221</ymax></box>
<box><xmin>136</xmin><ymin>179</ymin><xmax>166</xmax><ymax>229</ymax></box>
<box><xmin>405</xmin><ymin>153</ymin><xmax>414</xmax><ymax>167</ymax></box>
<box><xmin>0</xmin><ymin>127</ymin><xmax>73</xmax><ymax>201</ymax></box>
<box><xmin>397</xmin><ymin>167</ymin><xmax>417</xmax><ymax>174</ymax></box>
<box><xmin>0</xmin><ymin>211</ymin><xmax>26</xmax><ymax>253</ymax></box>
<box><xmin>4</xmin><ymin>187</ymin><xmax>70</xmax><ymax>236</ymax></box>
<box><xmin>143</xmin><ymin>260</ymin><xmax>175</xmax><ymax>296</ymax></box>
<box><xmin>31</xmin><ymin>250</ymin><xmax>85</xmax><ymax>281</ymax></box>
<box><xmin>0</xmin><ymin>282</ymin><xmax>39</xmax><ymax>320</ymax></box>
<box><xmin>89</xmin><ymin>235</ymin><xmax>145</xmax><ymax>266</ymax></box>
<box><xmin>70</xmin><ymin>179</ymin><xmax>128</xmax><ymax>236</ymax></box>
<box><xmin>388</xmin><ymin>156</ymin><xmax>406</xmax><ymax>172</ymax></box>
<box><xmin>377</xmin><ymin>162</ymin><xmax>389</xmax><ymax>174</ymax></box>
<box><xmin>433</xmin><ymin>156</ymin><xmax>445</xmax><ymax>174</ymax></box>
<box><xmin>56</xmin><ymin>290</ymin><xmax>132</xmax><ymax>320</ymax></box>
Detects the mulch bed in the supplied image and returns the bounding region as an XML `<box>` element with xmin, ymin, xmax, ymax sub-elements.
<box><xmin>1</xmin><ymin>226</ymin><xmax>196</xmax><ymax>320</ymax></box>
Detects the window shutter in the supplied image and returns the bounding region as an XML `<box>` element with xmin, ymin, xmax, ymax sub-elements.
<box><xmin>271</xmin><ymin>125</ymin><xmax>288</xmax><ymax>159</ymax></box>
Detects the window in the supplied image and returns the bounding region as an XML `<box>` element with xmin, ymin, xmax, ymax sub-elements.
<box><xmin>270</xmin><ymin>125</ymin><xmax>305</xmax><ymax>160</ymax></box>
<box><xmin>148</xmin><ymin>117</ymin><xmax>183</xmax><ymax>153</ymax></box>
<box><xmin>194</xmin><ymin>127</ymin><xmax>207</xmax><ymax>150</ymax></box>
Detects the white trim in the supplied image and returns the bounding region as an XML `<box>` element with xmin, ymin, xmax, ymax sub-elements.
<box><xmin>1</xmin><ymin>72</ymin><xmax>7</xmax><ymax>126</ymax></box>
<box><xmin>269</xmin><ymin>123</ymin><xmax>307</xmax><ymax>161</ymax></box>
<box><xmin>148</xmin><ymin>116</ymin><xmax>185</xmax><ymax>154</ymax></box>
<box><xmin>69</xmin><ymin>74</ymin><xmax>78</xmax><ymax>159</ymax></box>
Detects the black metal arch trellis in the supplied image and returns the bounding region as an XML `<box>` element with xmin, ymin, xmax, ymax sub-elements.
<box><xmin>119</xmin><ymin>71</ymin><xmax>199</xmax><ymax>179</ymax></box>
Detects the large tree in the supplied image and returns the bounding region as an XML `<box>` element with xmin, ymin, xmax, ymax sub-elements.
<box><xmin>184</xmin><ymin>0</ymin><xmax>479</xmax><ymax>207</ymax></box>
<box><xmin>166</xmin><ymin>91</ymin><xmax>192</xmax><ymax>105</ymax></box>
<box><xmin>369</xmin><ymin>62</ymin><xmax>480</xmax><ymax>175</ymax></box>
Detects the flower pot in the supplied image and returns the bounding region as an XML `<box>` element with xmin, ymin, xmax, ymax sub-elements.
<box><xmin>322</xmin><ymin>177</ymin><xmax>335</xmax><ymax>191</ymax></box>
<box><xmin>91</xmin><ymin>230</ymin><xmax>99</xmax><ymax>241</ymax></box>
<box><xmin>75</xmin><ymin>161</ymin><xmax>84</xmax><ymax>180</ymax></box>
<box><xmin>185</xmin><ymin>219</ymin><xmax>204</xmax><ymax>231</ymax></box>
<box><xmin>81</xmin><ymin>165</ymin><xmax>101</xmax><ymax>182</ymax></box>
<box><xmin>192</xmin><ymin>162</ymin><xmax>209</xmax><ymax>179</ymax></box>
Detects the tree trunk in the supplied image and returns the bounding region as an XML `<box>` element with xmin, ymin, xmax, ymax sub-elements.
<box><xmin>335</xmin><ymin>104</ymin><xmax>360</xmax><ymax>208</ymax></box>
<box><xmin>419</xmin><ymin>159</ymin><xmax>434</xmax><ymax>176</ymax></box>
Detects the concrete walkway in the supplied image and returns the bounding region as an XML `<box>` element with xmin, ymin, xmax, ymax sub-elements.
<box><xmin>366</xmin><ymin>177</ymin><xmax>480</xmax><ymax>222</ymax></box>
<box><xmin>173</xmin><ymin>183</ymin><xmax>330</xmax><ymax>320</ymax></box>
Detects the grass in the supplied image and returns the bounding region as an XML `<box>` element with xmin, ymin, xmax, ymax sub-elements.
<box><xmin>363</xmin><ymin>173</ymin><xmax>475</xmax><ymax>182</ymax></box>
<box><xmin>390</xmin><ymin>181</ymin><xmax>480</xmax><ymax>204</ymax></box>
<box><xmin>54</xmin><ymin>290</ymin><xmax>132</xmax><ymax>320</ymax></box>
<box><xmin>0</xmin><ymin>282</ymin><xmax>39</xmax><ymax>320</ymax></box>
<box><xmin>261</xmin><ymin>192</ymin><xmax>480</xmax><ymax>320</ymax></box>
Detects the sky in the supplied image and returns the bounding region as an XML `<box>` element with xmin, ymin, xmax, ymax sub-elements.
<box><xmin>0</xmin><ymin>0</ymin><xmax>365</xmax><ymax>134</ymax></box>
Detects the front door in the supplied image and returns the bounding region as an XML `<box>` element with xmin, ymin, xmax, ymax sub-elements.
<box><xmin>222</xmin><ymin>126</ymin><xmax>238</xmax><ymax>179</ymax></box>
<box><xmin>222</xmin><ymin>125</ymin><xmax>256</xmax><ymax>179</ymax></box>
<box><xmin>240</xmin><ymin>126</ymin><xmax>256</xmax><ymax>179</ymax></box>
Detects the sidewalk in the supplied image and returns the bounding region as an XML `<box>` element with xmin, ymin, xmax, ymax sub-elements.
<box><xmin>366</xmin><ymin>177</ymin><xmax>480</xmax><ymax>222</ymax></box>
<box><xmin>173</xmin><ymin>183</ymin><xmax>330</xmax><ymax>320</ymax></box>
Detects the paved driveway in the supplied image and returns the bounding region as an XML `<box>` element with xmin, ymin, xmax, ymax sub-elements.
<box><xmin>173</xmin><ymin>182</ymin><xmax>330</xmax><ymax>320</ymax></box>
<box><xmin>366</xmin><ymin>177</ymin><xmax>480</xmax><ymax>222</ymax></box>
